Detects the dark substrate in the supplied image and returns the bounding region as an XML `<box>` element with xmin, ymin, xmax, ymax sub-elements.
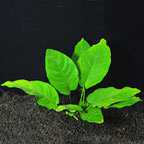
<box><xmin>0</xmin><ymin>90</ymin><xmax>144</xmax><ymax>144</ymax></box>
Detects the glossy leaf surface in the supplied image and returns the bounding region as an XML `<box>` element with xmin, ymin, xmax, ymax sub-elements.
<box><xmin>80</xmin><ymin>106</ymin><xmax>104</xmax><ymax>124</ymax></box>
<box><xmin>77</xmin><ymin>39</ymin><xmax>111</xmax><ymax>89</ymax></box>
<box><xmin>87</xmin><ymin>87</ymin><xmax>141</xmax><ymax>108</ymax></box>
<box><xmin>55</xmin><ymin>104</ymin><xmax>83</xmax><ymax>113</ymax></box>
<box><xmin>45</xmin><ymin>49</ymin><xmax>79</xmax><ymax>95</ymax></box>
<box><xmin>109</xmin><ymin>96</ymin><xmax>142</xmax><ymax>108</ymax></box>
<box><xmin>2</xmin><ymin>80</ymin><xmax>59</xmax><ymax>109</ymax></box>
<box><xmin>72</xmin><ymin>38</ymin><xmax>90</xmax><ymax>61</ymax></box>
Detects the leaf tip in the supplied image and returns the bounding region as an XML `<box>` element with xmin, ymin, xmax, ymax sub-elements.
<box><xmin>46</xmin><ymin>48</ymin><xmax>52</xmax><ymax>53</ymax></box>
<box><xmin>100</xmin><ymin>38</ymin><xmax>107</xmax><ymax>44</ymax></box>
<box><xmin>81</xmin><ymin>37</ymin><xmax>84</xmax><ymax>40</ymax></box>
<box><xmin>79</xmin><ymin>37</ymin><xmax>85</xmax><ymax>43</ymax></box>
<box><xmin>98</xmin><ymin>119</ymin><xmax>104</xmax><ymax>124</ymax></box>
<box><xmin>1</xmin><ymin>81</ymin><xmax>11</xmax><ymax>87</ymax></box>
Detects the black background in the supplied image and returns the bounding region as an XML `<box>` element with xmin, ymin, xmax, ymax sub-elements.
<box><xmin>0</xmin><ymin>0</ymin><xmax>144</xmax><ymax>89</ymax></box>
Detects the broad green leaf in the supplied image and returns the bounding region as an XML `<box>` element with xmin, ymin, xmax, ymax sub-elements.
<box><xmin>1</xmin><ymin>80</ymin><xmax>59</xmax><ymax>109</ymax></box>
<box><xmin>55</xmin><ymin>104</ymin><xmax>83</xmax><ymax>113</ymax></box>
<box><xmin>77</xmin><ymin>38</ymin><xmax>111</xmax><ymax>89</ymax></box>
<box><xmin>109</xmin><ymin>96</ymin><xmax>142</xmax><ymax>109</ymax></box>
<box><xmin>45</xmin><ymin>49</ymin><xmax>79</xmax><ymax>95</ymax></box>
<box><xmin>37</xmin><ymin>97</ymin><xmax>58</xmax><ymax>110</ymax></box>
<box><xmin>80</xmin><ymin>106</ymin><xmax>104</xmax><ymax>124</ymax></box>
<box><xmin>87</xmin><ymin>87</ymin><xmax>141</xmax><ymax>108</ymax></box>
<box><xmin>72</xmin><ymin>38</ymin><xmax>90</xmax><ymax>61</ymax></box>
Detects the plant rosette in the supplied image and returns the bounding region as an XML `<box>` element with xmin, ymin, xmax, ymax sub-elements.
<box><xmin>1</xmin><ymin>38</ymin><xmax>142</xmax><ymax>124</ymax></box>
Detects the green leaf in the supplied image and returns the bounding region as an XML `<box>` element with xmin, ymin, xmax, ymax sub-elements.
<box><xmin>45</xmin><ymin>49</ymin><xmax>79</xmax><ymax>95</ymax></box>
<box><xmin>80</xmin><ymin>106</ymin><xmax>104</xmax><ymax>124</ymax></box>
<box><xmin>87</xmin><ymin>87</ymin><xmax>141</xmax><ymax>108</ymax></box>
<box><xmin>1</xmin><ymin>80</ymin><xmax>59</xmax><ymax>109</ymax></box>
<box><xmin>109</xmin><ymin>96</ymin><xmax>142</xmax><ymax>108</ymax></box>
<box><xmin>72</xmin><ymin>38</ymin><xmax>91</xmax><ymax>61</ymax></box>
<box><xmin>55</xmin><ymin>104</ymin><xmax>83</xmax><ymax>113</ymax></box>
<box><xmin>77</xmin><ymin>38</ymin><xmax>111</xmax><ymax>89</ymax></box>
<box><xmin>65</xmin><ymin>111</ymin><xmax>79</xmax><ymax>120</ymax></box>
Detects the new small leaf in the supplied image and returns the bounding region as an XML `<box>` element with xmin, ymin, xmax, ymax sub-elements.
<box><xmin>72</xmin><ymin>38</ymin><xmax>90</xmax><ymax>61</ymax></box>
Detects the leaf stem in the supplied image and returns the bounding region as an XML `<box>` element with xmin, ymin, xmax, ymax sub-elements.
<box><xmin>68</xmin><ymin>93</ymin><xmax>72</xmax><ymax>103</ymax></box>
<box><xmin>79</xmin><ymin>86</ymin><xmax>86</xmax><ymax>106</ymax></box>
<box><xmin>82</xmin><ymin>87</ymin><xmax>85</xmax><ymax>103</ymax></box>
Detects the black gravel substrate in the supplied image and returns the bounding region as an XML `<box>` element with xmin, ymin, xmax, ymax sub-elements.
<box><xmin>0</xmin><ymin>90</ymin><xmax>144</xmax><ymax>144</ymax></box>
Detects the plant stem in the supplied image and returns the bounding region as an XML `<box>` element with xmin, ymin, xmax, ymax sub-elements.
<box><xmin>79</xmin><ymin>86</ymin><xmax>86</xmax><ymax>106</ymax></box>
<box><xmin>82</xmin><ymin>87</ymin><xmax>85</xmax><ymax>103</ymax></box>
<box><xmin>68</xmin><ymin>93</ymin><xmax>72</xmax><ymax>103</ymax></box>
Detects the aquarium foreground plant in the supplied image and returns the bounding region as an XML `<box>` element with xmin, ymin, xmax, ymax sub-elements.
<box><xmin>1</xmin><ymin>38</ymin><xmax>142</xmax><ymax>124</ymax></box>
